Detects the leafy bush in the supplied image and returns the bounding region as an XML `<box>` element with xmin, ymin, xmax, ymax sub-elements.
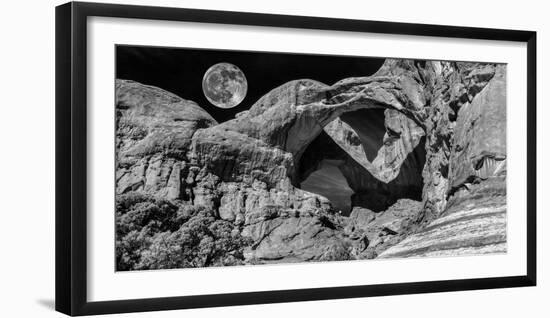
<box><xmin>116</xmin><ymin>192</ymin><xmax>251</xmax><ymax>270</ymax></box>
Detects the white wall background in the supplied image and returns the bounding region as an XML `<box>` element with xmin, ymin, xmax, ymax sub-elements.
<box><xmin>0</xmin><ymin>0</ymin><xmax>547</xmax><ymax>316</ymax></box>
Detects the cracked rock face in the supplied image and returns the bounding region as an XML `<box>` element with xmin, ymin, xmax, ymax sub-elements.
<box><xmin>115</xmin><ymin>58</ymin><xmax>507</xmax><ymax>270</ymax></box>
<box><xmin>115</xmin><ymin>80</ymin><xmax>218</xmax><ymax>199</ymax></box>
<box><xmin>450</xmin><ymin>65</ymin><xmax>507</xmax><ymax>189</ymax></box>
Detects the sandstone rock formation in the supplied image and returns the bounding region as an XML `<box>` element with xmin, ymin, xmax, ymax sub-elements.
<box><xmin>115</xmin><ymin>79</ymin><xmax>218</xmax><ymax>200</ymax></box>
<box><xmin>115</xmin><ymin>58</ymin><xmax>507</xmax><ymax>270</ymax></box>
<box><xmin>379</xmin><ymin>177</ymin><xmax>506</xmax><ymax>258</ymax></box>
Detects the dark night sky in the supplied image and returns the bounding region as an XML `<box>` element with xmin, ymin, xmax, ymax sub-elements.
<box><xmin>116</xmin><ymin>45</ymin><xmax>385</xmax><ymax>123</ymax></box>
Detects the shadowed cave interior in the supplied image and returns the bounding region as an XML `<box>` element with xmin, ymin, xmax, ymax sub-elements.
<box><xmin>299</xmin><ymin>108</ymin><xmax>426</xmax><ymax>216</ymax></box>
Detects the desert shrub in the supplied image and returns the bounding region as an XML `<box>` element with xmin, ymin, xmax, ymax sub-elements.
<box><xmin>116</xmin><ymin>228</ymin><xmax>153</xmax><ymax>271</ymax></box>
<box><xmin>136</xmin><ymin>209</ymin><xmax>252</xmax><ymax>269</ymax></box>
<box><xmin>116</xmin><ymin>193</ymin><xmax>183</xmax><ymax>237</ymax></box>
<box><xmin>116</xmin><ymin>192</ymin><xmax>252</xmax><ymax>270</ymax></box>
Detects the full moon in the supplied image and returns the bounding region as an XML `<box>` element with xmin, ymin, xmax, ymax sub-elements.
<box><xmin>202</xmin><ymin>63</ymin><xmax>248</xmax><ymax>109</ymax></box>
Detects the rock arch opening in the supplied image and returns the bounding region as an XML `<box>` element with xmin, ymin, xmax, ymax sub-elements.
<box><xmin>300</xmin><ymin>159</ymin><xmax>354</xmax><ymax>215</ymax></box>
<box><xmin>298</xmin><ymin>129</ymin><xmax>355</xmax><ymax>215</ymax></box>
<box><xmin>298</xmin><ymin>108</ymin><xmax>426</xmax><ymax>215</ymax></box>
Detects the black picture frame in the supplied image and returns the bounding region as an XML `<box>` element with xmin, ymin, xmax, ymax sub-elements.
<box><xmin>55</xmin><ymin>1</ymin><xmax>537</xmax><ymax>316</ymax></box>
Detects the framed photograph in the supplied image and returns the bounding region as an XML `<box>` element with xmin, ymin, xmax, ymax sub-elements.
<box><xmin>55</xmin><ymin>1</ymin><xmax>536</xmax><ymax>316</ymax></box>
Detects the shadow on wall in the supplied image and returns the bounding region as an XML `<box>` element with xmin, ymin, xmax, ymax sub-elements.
<box><xmin>340</xmin><ymin>108</ymin><xmax>386</xmax><ymax>161</ymax></box>
<box><xmin>346</xmin><ymin>138</ymin><xmax>426</xmax><ymax>212</ymax></box>
<box><xmin>300</xmin><ymin>159</ymin><xmax>354</xmax><ymax>215</ymax></box>
<box><xmin>36</xmin><ymin>299</ymin><xmax>55</xmax><ymax>310</ymax></box>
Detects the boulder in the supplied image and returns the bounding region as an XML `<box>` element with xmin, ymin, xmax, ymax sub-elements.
<box><xmin>242</xmin><ymin>214</ymin><xmax>351</xmax><ymax>263</ymax></box>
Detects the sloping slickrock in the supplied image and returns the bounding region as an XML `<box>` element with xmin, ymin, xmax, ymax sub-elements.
<box><xmin>379</xmin><ymin>177</ymin><xmax>506</xmax><ymax>258</ymax></box>
<box><xmin>345</xmin><ymin>199</ymin><xmax>423</xmax><ymax>258</ymax></box>
<box><xmin>378</xmin><ymin>206</ymin><xmax>506</xmax><ymax>258</ymax></box>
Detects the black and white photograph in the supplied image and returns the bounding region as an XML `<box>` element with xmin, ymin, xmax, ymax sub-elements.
<box><xmin>114</xmin><ymin>45</ymin><xmax>507</xmax><ymax>271</ymax></box>
<box><xmin>0</xmin><ymin>0</ymin><xmax>545</xmax><ymax>316</ymax></box>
